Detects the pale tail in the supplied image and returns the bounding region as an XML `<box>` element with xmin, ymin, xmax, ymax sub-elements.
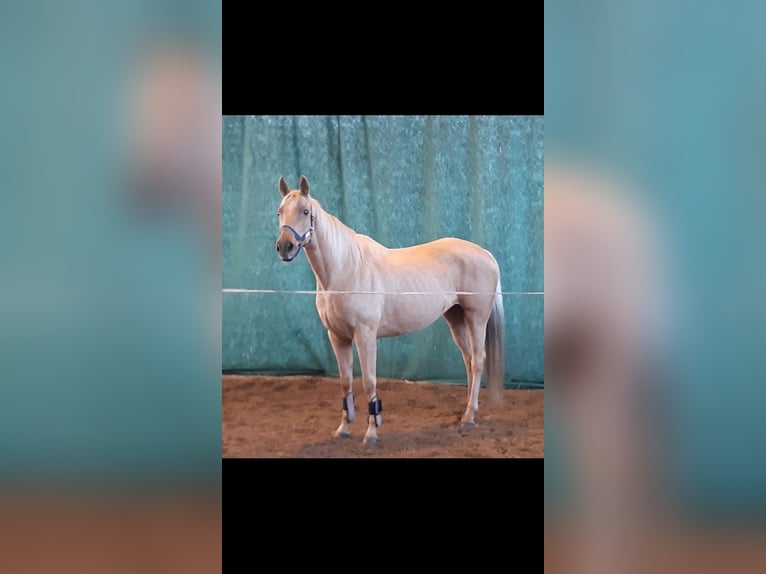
<box><xmin>485</xmin><ymin>277</ymin><xmax>505</xmax><ymax>403</ymax></box>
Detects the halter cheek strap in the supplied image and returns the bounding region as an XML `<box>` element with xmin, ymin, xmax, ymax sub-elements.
<box><xmin>280</xmin><ymin>212</ymin><xmax>314</xmax><ymax>247</ymax></box>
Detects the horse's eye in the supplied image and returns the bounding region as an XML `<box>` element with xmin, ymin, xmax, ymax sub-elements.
<box><xmin>303</xmin><ymin>209</ymin><xmax>309</xmax><ymax>215</ymax></box>
<box><xmin>276</xmin><ymin>211</ymin><xmax>280</xmax><ymax>216</ymax></box>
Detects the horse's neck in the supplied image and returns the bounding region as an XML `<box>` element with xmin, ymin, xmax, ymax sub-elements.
<box><xmin>304</xmin><ymin>206</ymin><xmax>361</xmax><ymax>289</ymax></box>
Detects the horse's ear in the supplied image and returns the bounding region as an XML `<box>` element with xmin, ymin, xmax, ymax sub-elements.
<box><xmin>299</xmin><ymin>175</ymin><xmax>310</xmax><ymax>197</ymax></box>
<box><xmin>278</xmin><ymin>177</ymin><xmax>291</xmax><ymax>197</ymax></box>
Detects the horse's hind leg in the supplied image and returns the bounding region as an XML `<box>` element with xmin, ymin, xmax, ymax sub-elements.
<box><xmin>354</xmin><ymin>327</ymin><xmax>381</xmax><ymax>445</ymax></box>
<box><xmin>443</xmin><ymin>306</ymin><xmax>475</xmax><ymax>427</ymax></box>
<box><xmin>460</xmin><ymin>310</ymin><xmax>489</xmax><ymax>428</ymax></box>
<box><xmin>328</xmin><ymin>330</ymin><xmax>354</xmax><ymax>438</ymax></box>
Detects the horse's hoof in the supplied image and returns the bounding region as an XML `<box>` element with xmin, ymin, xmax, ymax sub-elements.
<box><xmin>335</xmin><ymin>432</ymin><xmax>352</xmax><ymax>439</ymax></box>
<box><xmin>461</xmin><ymin>422</ymin><xmax>476</xmax><ymax>430</ymax></box>
<box><xmin>362</xmin><ymin>436</ymin><xmax>379</xmax><ymax>446</ymax></box>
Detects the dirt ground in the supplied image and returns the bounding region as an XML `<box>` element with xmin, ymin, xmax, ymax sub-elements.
<box><xmin>222</xmin><ymin>374</ymin><xmax>544</xmax><ymax>458</ymax></box>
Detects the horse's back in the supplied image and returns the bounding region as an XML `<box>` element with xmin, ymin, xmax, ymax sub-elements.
<box><xmin>358</xmin><ymin>235</ymin><xmax>499</xmax><ymax>296</ymax></box>
<box><xmin>357</xmin><ymin>234</ymin><xmax>493</xmax><ymax>262</ymax></box>
<box><xmin>415</xmin><ymin>237</ymin><xmax>496</xmax><ymax>263</ymax></box>
<box><xmin>397</xmin><ymin>237</ymin><xmax>498</xmax><ymax>282</ymax></box>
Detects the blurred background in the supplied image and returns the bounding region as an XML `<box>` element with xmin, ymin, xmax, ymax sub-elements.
<box><xmin>545</xmin><ymin>0</ymin><xmax>766</xmax><ymax>571</ymax></box>
<box><xmin>0</xmin><ymin>2</ymin><xmax>221</xmax><ymax>572</ymax></box>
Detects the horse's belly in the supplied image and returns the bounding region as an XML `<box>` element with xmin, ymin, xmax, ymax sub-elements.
<box><xmin>377</xmin><ymin>295</ymin><xmax>452</xmax><ymax>338</ymax></box>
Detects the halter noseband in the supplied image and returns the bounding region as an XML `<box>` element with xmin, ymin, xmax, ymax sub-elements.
<box><xmin>280</xmin><ymin>210</ymin><xmax>315</xmax><ymax>250</ymax></box>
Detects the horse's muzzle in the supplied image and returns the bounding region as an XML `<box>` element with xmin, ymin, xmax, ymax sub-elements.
<box><xmin>275</xmin><ymin>231</ymin><xmax>299</xmax><ymax>262</ymax></box>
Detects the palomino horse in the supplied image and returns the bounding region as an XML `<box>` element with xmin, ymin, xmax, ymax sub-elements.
<box><xmin>275</xmin><ymin>175</ymin><xmax>505</xmax><ymax>445</ymax></box>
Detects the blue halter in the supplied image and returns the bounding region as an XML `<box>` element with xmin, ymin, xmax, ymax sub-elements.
<box><xmin>280</xmin><ymin>211</ymin><xmax>314</xmax><ymax>248</ymax></box>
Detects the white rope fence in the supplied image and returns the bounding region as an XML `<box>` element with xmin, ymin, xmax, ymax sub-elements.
<box><xmin>223</xmin><ymin>288</ymin><xmax>543</xmax><ymax>295</ymax></box>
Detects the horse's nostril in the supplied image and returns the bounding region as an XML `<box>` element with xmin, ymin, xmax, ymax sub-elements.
<box><xmin>286</xmin><ymin>241</ymin><xmax>294</xmax><ymax>251</ymax></box>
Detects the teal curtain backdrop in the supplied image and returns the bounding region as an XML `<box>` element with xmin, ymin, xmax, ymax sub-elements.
<box><xmin>223</xmin><ymin>116</ymin><xmax>543</xmax><ymax>386</ymax></box>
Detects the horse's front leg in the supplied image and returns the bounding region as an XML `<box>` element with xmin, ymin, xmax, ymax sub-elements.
<box><xmin>328</xmin><ymin>330</ymin><xmax>355</xmax><ymax>438</ymax></box>
<box><xmin>354</xmin><ymin>327</ymin><xmax>382</xmax><ymax>445</ymax></box>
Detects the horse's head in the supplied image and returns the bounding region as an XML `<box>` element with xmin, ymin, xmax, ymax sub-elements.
<box><xmin>275</xmin><ymin>175</ymin><xmax>315</xmax><ymax>262</ymax></box>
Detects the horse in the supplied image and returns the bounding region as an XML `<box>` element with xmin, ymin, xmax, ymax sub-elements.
<box><xmin>274</xmin><ymin>175</ymin><xmax>505</xmax><ymax>445</ymax></box>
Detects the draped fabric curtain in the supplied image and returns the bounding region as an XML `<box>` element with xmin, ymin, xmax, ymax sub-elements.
<box><xmin>223</xmin><ymin>116</ymin><xmax>543</xmax><ymax>385</ymax></box>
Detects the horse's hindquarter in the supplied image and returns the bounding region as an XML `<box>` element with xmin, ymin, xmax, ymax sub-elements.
<box><xmin>429</xmin><ymin>237</ymin><xmax>499</xmax><ymax>288</ymax></box>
